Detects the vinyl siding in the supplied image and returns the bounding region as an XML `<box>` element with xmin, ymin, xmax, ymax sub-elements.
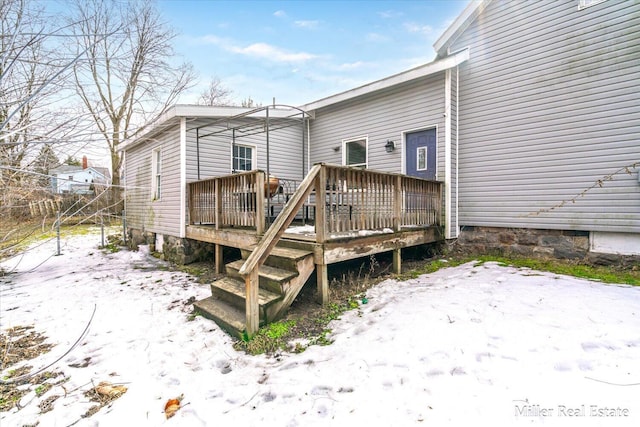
<box><xmin>185</xmin><ymin>117</ymin><xmax>305</xmax><ymax>183</ymax></box>
<box><xmin>124</xmin><ymin>123</ymin><xmax>183</xmax><ymax>236</ymax></box>
<box><xmin>309</xmin><ymin>73</ymin><xmax>447</xmax><ymax>179</ymax></box>
<box><xmin>449</xmin><ymin>0</ymin><xmax>640</xmax><ymax>232</ymax></box>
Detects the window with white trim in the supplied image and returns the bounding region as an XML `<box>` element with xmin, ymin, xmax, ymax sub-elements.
<box><xmin>343</xmin><ymin>137</ymin><xmax>367</xmax><ymax>169</ymax></box>
<box><xmin>152</xmin><ymin>148</ymin><xmax>162</xmax><ymax>200</ymax></box>
<box><xmin>233</xmin><ymin>144</ymin><xmax>256</xmax><ymax>172</ymax></box>
<box><xmin>417</xmin><ymin>147</ymin><xmax>427</xmax><ymax>171</ymax></box>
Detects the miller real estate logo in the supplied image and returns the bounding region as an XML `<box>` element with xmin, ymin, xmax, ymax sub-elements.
<box><xmin>514</xmin><ymin>401</ymin><xmax>631</xmax><ymax>419</ymax></box>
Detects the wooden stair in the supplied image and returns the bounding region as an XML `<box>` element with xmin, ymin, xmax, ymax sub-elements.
<box><xmin>194</xmin><ymin>245</ymin><xmax>315</xmax><ymax>338</ymax></box>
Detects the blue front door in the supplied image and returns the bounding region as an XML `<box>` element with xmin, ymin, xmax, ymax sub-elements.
<box><xmin>405</xmin><ymin>128</ymin><xmax>436</xmax><ymax>180</ymax></box>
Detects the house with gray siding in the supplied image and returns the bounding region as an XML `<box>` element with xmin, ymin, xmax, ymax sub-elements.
<box><xmin>434</xmin><ymin>0</ymin><xmax>639</xmax><ymax>257</ymax></box>
<box><xmin>121</xmin><ymin>0</ymin><xmax>638</xmax><ymax>262</ymax></box>
<box><xmin>120</xmin><ymin>0</ymin><xmax>638</xmax><ymax>336</ymax></box>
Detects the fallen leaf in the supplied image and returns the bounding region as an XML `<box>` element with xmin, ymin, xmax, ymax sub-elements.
<box><xmin>95</xmin><ymin>381</ymin><xmax>127</xmax><ymax>398</ymax></box>
<box><xmin>164</xmin><ymin>394</ymin><xmax>184</xmax><ymax>419</ymax></box>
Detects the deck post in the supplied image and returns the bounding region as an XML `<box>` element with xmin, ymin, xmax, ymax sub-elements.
<box><xmin>214</xmin><ymin>178</ymin><xmax>221</xmax><ymax>230</ymax></box>
<box><xmin>392</xmin><ymin>248</ymin><xmax>402</xmax><ymax>274</ymax></box>
<box><xmin>316</xmin><ymin>263</ymin><xmax>329</xmax><ymax>305</ymax></box>
<box><xmin>315</xmin><ymin>165</ymin><xmax>326</xmax><ymax>243</ymax></box>
<box><xmin>215</xmin><ymin>244</ymin><xmax>224</xmax><ymax>274</ymax></box>
<box><xmin>256</xmin><ymin>172</ymin><xmax>265</xmax><ymax>235</ymax></box>
<box><xmin>393</xmin><ymin>175</ymin><xmax>402</xmax><ymax>231</ymax></box>
<box><xmin>245</xmin><ymin>269</ymin><xmax>260</xmax><ymax>338</ymax></box>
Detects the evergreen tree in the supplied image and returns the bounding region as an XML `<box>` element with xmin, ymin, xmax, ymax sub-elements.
<box><xmin>32</xmin><ymin>144</ymin><xmax>60</xmax><ymax>189</ymax></box>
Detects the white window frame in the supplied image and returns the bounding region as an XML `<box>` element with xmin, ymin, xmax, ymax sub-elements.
<box><xmin>578</xmin><ymin>0</ymin><xmax>607</xmax><ymax>10</ymax></box>
<box><xmin>151</xmin><ymin>148</ymin><xmax>162</xmax><ymax>200</ymax></box>
<box><xmin>416</xmin><ymin>146</ymin><xmax>427</xmax><ymax>171</ymax></box>
<box><xmin>342</xmin><ymin>136</ymin><xmax>368</xmax><ymax>169</ymax></box>
<box><xmin>231</xmin><ymin>143</ymin><xmax>257</xmax><ymax>172</ymax></box>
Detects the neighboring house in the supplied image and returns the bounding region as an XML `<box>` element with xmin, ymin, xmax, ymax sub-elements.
<box><xmin>51</xmin><ymin>164</ymin><xmax>111</xmax><ymax>195</ymax></box>
<box><xmin>121</xmin><ymin>0</ymin><xmax>639</xmax><ymax>259</ymax></box>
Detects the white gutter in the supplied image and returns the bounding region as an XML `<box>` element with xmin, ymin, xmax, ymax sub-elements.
<box><xmin>444</xmin><ymin>69</ymin><xmax>453</xmax><ymax>240</ymax></box>
<box><xmin>301</xmin><ymin>49</ymin><xmax>470</xmax><ymax>112</ymax></box>
<box><xmin>179</xmin><ymin>117</ymin><xmax>187</xmax><ymax>238</ymax></box>
<box><xmin>455</xmin><ymin>65</ymin><xmax>460</xmax><ymax>238</ymax></box>
<box><xmin>119</xmin><ymin>105</ymin><xmax>301</xmax><ymax>152</ymax></box>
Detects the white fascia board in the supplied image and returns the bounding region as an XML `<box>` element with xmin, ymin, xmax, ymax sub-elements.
<box><xmin>301</xmin><ymin>49</ymin><xmax>470</xmax><ymax>112</ymax></box>
<box><xmin>119</xmin><ymin>105</ymin><xmax>300</xmax><ymax>152</ymax></box>
<box><xmin>173</xmin><ymin>104</ymin><xmax>301</xmax><ymax>119</ymax></box>
<box><xmin>433</xmin><ymin>0</ymin><xmax>491</xmax><ymax>56</ymax></box>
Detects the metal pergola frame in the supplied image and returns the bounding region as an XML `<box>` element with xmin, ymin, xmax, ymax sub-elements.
<box><xmin>189</xmin><ymin>104</ymin><xmax>311</xmax><ymax>225</ymax></box>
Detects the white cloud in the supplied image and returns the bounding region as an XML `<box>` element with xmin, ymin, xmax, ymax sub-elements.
<box><xmin>404</xmin><ymin>22</ymin><xmax>433</xmax><ymax>35</ymax></box>
<box><xmin>273</xmin><ymin>10</ymin><xmax>286</xmax><ymax>18</ymax></box>
<box><xmin>366</xmin><ymin>32</ymin><xmax>390</xmax><ymax>43</ymax></box>
<box><xmin>378</xmin><ymin>10</ymin><xmax>403</xmax><ymax>19</ymax></box>
<box><xmin>198</xmin><ymin>35</ymin><xmax>317</xmax><ymax>63</ymax></box>
<box><xmin>335</xmin><ymin>61</ymin><xmax>367</xmax><ymax>71</ymax></box>
<box><xmin>294</xmin><ymin>20</ymin><xmax>320</xmax><ymax>29</ymax></box>
<box><xmin>231</xmin><ymin>42</ymin><xmax>317</xmax><ymax>62</ymax></box>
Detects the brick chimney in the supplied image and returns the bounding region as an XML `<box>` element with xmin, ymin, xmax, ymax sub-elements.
<box><xmin>82</xmin><ymin>156</ymin><xmax>88</xmax><ymax>169</ymax></box>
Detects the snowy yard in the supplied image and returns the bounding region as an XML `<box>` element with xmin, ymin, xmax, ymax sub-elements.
<box><xmin>1</xmin><ymin>229</ymin><xmax>639</xmax><ymax>426</ymax></box>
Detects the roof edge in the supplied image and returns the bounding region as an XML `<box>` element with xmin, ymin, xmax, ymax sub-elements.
<box><xmin>300</xmin><ymin>48</ymin><xmax>470</xmax><ymax>112</ymax></box>
<box><xmin>433</xmin><ymin>0</ymin><xmax>491</xmax><ymax>57</ymax></box>
<box><xmin>119</xmin><ymin>104</ymin><xmax>302</xmax><ymax>152</ymax></box>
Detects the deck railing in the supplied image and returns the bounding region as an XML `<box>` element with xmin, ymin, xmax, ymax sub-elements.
<box><xmin>316</xmin><ymin>166</ymin><xmax>442</xmax><ymax>238</ymax></box>
<box><xmin>187</xmin><ymin>164</ymin><xmax>443</xmax><ymax>240</ymax></box>
<box><xmin>188</xmin><ymin>164</ymin><xmax>442</xmax><ymax>337</ymax></box>
<box><xmin>188</xmin><ymin>170</ymin><xmax>265</xmax><ymax>233</ymax></box>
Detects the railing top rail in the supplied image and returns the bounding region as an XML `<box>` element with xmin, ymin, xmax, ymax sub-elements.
<box><xmin>318</xmin><ymin>163</ymin><xmax>441</xmax><ymax>184</ymax></box>
<box><xmin>187</xmin><ymin>169</ymin><xmax>265</xmax><ymax>185</ymax></box>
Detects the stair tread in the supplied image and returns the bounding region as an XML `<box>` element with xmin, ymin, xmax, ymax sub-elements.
<box><xmin>246</xmin><ymin>245</ymin><xmax>312</xmax><ymax>260</ymax></box>
<box><xmin>226</xmin><ymin>260</ymin><xmax>298</xmax><ymax>282</ymax></box>
<box><xmin>213</xmin><ymin>276</ymin><xmax>282</xmax><ymax>306</ymax></box>
<box><xmin>193</xmin><ymin>296</ymin><xmax>245</xmax><ymax>334</ymax></box>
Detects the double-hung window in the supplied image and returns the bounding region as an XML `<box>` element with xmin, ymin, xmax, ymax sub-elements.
<box><xmin>233</xmin><ymin>144</ymin><xmax>255</xmax><ymax>172</ymax></box>
<box><xmin>342</xmin><ymin>137</ymin><xmax>367</xmax><ymax>169</ymax></box>
<box><xmin>152</xmin><ymin>149</ymin><xmax>162</xmax><ymax>200</ymax></box>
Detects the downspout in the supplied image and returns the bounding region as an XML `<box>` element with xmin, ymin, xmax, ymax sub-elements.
<box><xmin>444</xmin><ymin>69</ymin><xmax>452</xmax><ymax>240</ymax></box>
<box><xmin>196</xmin><ymin>127</ymin><xmax>200</xmax><ymax>180</ymax></box>
<box><xmin>266</xmin><ymin>106</ymin><xmax>271</xmax><ymax>226</ymax></box>
<box><xmin>180</xmin><ymin>117</ymin><xmax>187</xmax><ymax>238</ymax></box>
<box><xmin>307</xmin><ymin>116</ymin><xmax>311</xmax><ymax>176</ymax></box>
<box><xmin>301</xmin><ymin>111</ymin><xmax>306</xmax><ymax>177</ymax></box>
<box><xmin>455</xmin><ymin>65</ymin><xmax>460</xmax><ymax>238</ymax></box>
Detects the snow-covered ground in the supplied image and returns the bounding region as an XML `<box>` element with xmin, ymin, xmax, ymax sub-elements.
<box><xmin>1</xmin><ymin>229</ymin><xmax>639</xmax><ymax>426</ymax></box>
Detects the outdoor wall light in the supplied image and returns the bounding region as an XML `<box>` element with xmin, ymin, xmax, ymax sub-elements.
<box><xmin>384</xmin><ymin>139</ymin><xmax>395</xmax><ymax>153</ymax></box>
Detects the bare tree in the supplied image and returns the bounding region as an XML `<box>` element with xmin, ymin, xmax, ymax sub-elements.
<box><xmin>0</xmin><ymin>0</ymin><xmax>78</xmax><ymax>218</ymax></box>
<box><xmin>69</xmin><ymin>0</ymin><xmax>196</xmax><ymax>204</ymax></box>
<box><xmin>197</xmin><ymin>76</ymin><xmax>233</xmax><ymax>106</ymax></box>
<box><xmin>240</xmin><ymin>97</ymin><xmax>262</xmax><ymax>108</ymax></box>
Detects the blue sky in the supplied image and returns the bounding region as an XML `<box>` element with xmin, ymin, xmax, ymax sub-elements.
<box><xmin>158</xmin><ymin>0</ymin><xmax>470</xmax><ymax>106</ymax></box>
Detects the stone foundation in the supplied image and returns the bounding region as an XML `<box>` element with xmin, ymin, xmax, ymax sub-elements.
<box><xmin>453</xmin><ymin>226</ymin><xmax>640</xmax><ymax>266</ymax></box>
<box><xmin>162</xmin><ymin>234</ymin><xmax>215</xmax><ymax>265</ymax></box>
<box><xmin>126</xmin><ymin>228</ymin><xmax>215</xmax><ymax>265</ymax></box>
<box><xmin>127</xmin><ymin>228</ymin><xmax>155</xmax><ymax>251</ymax></box>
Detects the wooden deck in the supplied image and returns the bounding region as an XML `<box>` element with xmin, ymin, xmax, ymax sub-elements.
<box><xmin>188</xmin><ymin>164</ymin><xmax>443</xmax><ymax>337</ymax></box>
